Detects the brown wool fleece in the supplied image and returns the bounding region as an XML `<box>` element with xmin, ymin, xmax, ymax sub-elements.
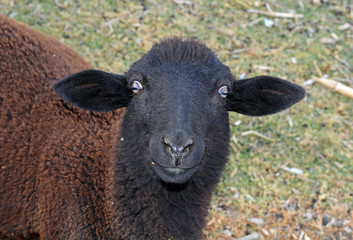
<box><xmin>0</xmin><ymin>15</ymin><xmax>125</xmax><ymax>239</ymax></box>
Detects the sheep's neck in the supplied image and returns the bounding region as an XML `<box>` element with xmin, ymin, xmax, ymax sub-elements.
<box><xmin>107</xmin><ymin>155</ymin><xmax>212</xmax><ymax>239</ymax></box>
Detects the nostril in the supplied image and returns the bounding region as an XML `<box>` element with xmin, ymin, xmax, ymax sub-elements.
<box><xmin>163</xmin><ymin>137</ymin><xmax>170</xmax><ymax>146</ymax></box>
<box><xmin>162</xmin><ymin>137</ymin><xmax>194</xmax><ymax>156</ymax></box>
<box><xmin>184</xmin><ymin>138</ymin><xmax>194</xmax><ymax>148</ymax></box>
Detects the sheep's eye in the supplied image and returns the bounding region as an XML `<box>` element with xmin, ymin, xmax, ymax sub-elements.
<box><xmin>218</xmin><ymin>86</ymin><xmax>229</xmax><ymax>98</ymax></box>
<box><xmin>131</xmin><ymin>80</ymin><xmax>143</xmax><ymax>94</ymax></box>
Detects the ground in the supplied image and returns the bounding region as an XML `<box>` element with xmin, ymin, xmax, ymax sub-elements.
<box><xmin>1</xmin><ymin>0</ymin><xmax>352</xmax><ymax>239</ymax></box>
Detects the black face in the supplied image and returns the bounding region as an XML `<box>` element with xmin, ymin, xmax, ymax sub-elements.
<box><xmin>124</xmin><ymin>59</ymin><xmax>233</xmax><ymax>183</ymax></box>
<box><xmin>53</xmin><ymin>37</ymin><xmax>305</xmax><ymax>185</ymax></box>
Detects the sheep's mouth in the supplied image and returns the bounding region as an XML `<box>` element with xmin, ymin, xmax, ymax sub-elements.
<box><xmin>151</xmin><ymin>159</ymin><xmax>199</xmax><ymax>184</ymax></box>
<box><xmin>152</xmin><ymin>161</ymin><xmax>198</xmax><ymax>171</ymax></box>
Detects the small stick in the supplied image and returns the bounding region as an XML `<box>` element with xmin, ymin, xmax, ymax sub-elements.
<box><xmin>335</xmin><ymin>55</ymin><xmax>350</xmax><ymax>68</ymax></box>
<box><xmin>234</xmin><ymin>0</ymin><xmax>252</xmax><ymax>9</ymax></box>
<box><xmin>255</xmin><ymin>65</ymin><xmax>272</xmax><ymax>71</ymax></box>
<box><xmin>216</xmin><ymin>27</ymin><xmax>235</xmax><ymax>36</ymax></box>
<box><xmin>233</xmin><ymin>48</ymin><xmax>250</xmax><ymax>54</ymax></box>
<box><xmin>247</xmin><ymin>9</ymin><xmax>304</xmax><ymax>18</ymax></box>
<box><xmin>230</xmin><ymin>142</ymin><xmax>239</xmax><ymax>154</ymax></box>
<box><xmin>262</xmin><ymin>44</ymin><xmax>294</xmax><ymax>56</ymax></box>
<box><xmin>316</xmin><ymin>152</ymin><xmax>339</xmax><ymax>174</ymax></box>
<box><xmin>248</xmin><ymin>17</ymin><xmax>265</xmax><ymax>26</ymax></box>
<box><xmin>297</xmin><ymin>0</ymin><xmax>304</xmax><ymax>11</ymax></box>
<box><xmin>265</xmin><ymin>3</ymin><xmax>273</xmax><ymax>12</ymax></box>
<box><xmin>313</xmin><ymin>60</ymin><xmax>323</xmax><ymax>77</ymax></box>
<box><xmin>332</xmin><ymin>77</ymin><xmax>352</xmax><ymax>84</ymax></box>
<box><xmin>54</xmin><ymin>0</ymin><xmax>68</xmax><ymax>8</ymax></box>
<box><xmin>241</xmin><ymin>130</ymin><xmax>275</xmax><ymax>142</ymax></box>
<box><xmin>102</xmin><ymin>18</ymin><xmax>121</xmax><ymax>28</ymax></box>
<box><xmin>337</xmin><ymin>67</ymin><xmax>351</xmax><ymax>83</ymax></box>
<box><xmin>313</xmin><ymin>76</ymin><xmax>353</xmax><ymax>98</ymax></box>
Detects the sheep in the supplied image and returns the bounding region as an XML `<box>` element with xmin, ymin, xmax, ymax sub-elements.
<box><xmin>0</xmin><ymin>14</ymin><xmax>305</xmax><ymax>240</ymax></box>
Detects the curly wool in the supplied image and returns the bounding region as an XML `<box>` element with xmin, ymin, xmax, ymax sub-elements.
<box><xmin>0</xmin><ymin>15</ymin><xmax>124</xmax><ymax>239</ymax></box>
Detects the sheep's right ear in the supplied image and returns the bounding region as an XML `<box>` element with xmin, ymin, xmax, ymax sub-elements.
<box><xmin>53</xmin><ymin>69</ymin><xmax>132</xmax><ymax>112</ymax></box>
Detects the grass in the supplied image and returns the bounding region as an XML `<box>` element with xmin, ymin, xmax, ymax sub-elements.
<box><xmin>1</xmin><ymin>0</ymin><xmax>352</xmax><ymax>239</ymax></box>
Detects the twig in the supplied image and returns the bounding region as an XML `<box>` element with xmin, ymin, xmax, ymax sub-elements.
<box><xmin>342</xmin><ymin>140</ymin><xmax>353</xmax><ymax>151</ymax></box>
<box><xmin>230</xmin><ymin>143</ymin><xmax>238</xmax><ymax>155</ymax></box>
<box><xmin>172</xmin><ymin>0</ymin><xmax>193</xmax><ymax>5</ymax></box>
<box><xmin>297</xmin><ymin>0</ymin><xmax>304</xmax><ymax>11</ymax></box>
<box><xmin>316</xmin><ymin>152</ymin><xmax>339</xmax><ymax>175</ymax></box>
<box><xmin>241</xmin><ymin>130</ymin><xmax>275</xmax><ymax>142</ymax></box>
<box><xmin>313</xmin><ymin>61</ymin><xmax>323</xmax><ymax>78</ymax></box>
<box><xmin>313</xmin><ymin>76</ymin><xmax>353</xmax><ymax>98</ymax></box>
<box><xmin>247</xmin><ymin>9</ymin><xmax>304</xmax><ymax>18</ymax></box>
<box><xmin>248</xmin><ymin>17</ymin><xmax>265</xmax><ymax>26</ymax></box>
<box><xmin>301</xmin><ymin>79</ymin><xmax>315</xmax><ymax>87</ymax></box>
<box><xmin>262</xmin><ymin>44</ymin><xmax>294</xmax><ymax>56</ymax></box>
<box><xmin>339</xmin><ymin>117</ymin><xmax>353</xmax><ymax>130</ymax></box>
<box><xmin>102</xmin><ymin>18</ymin><xmax>122</xmax><ymax>28</ymax></box>
<box><xmin>265</xmin><ymin>3</ymin><xmax>273</xmax><ymax>12</ymax></box>
<box><xmin>216</xmin><ymin>27</ymin><xmax>235</xmax><ymax>36</ymax></box>
<box><xmin>288</xmin><ymin>22</ymin><xmax>305</xmax><ymax>32</ymax></box>
<box><xmin>54</xmin><ymin>0</ymin><xmax>68</xmax><ymax>8</ymax></box>
<box><xmin>332</xmin><ymin>77</ymin><xmax>353</xmax><ymax>84</ymax></box>
<box><xmin>233</xmin><ymin>48</ymin><xmax>250</xmax><ymax>54</ymax></box>
<box><xmin>255</xmin><ymin>65</ymin><xmax>272</xmax><ymax>71</ymax></box>
<box><xmin>337</xmin><ymin>67</ymin><xmax>352</xmax><ymax>84</ymax></box>
<box><xmin>233</xmin><ymin>0</ymin><xmax>252</xmax><ymax>9</ymax></box>
<box><xmin>335</xmin><ymin>55</ymin><xmax>350</xmax><ymax>68</ymax></box>
<box><xmin>338</xmin><ymin>23</ymin><xmax>351</xmax><ymax>31</ymax></box>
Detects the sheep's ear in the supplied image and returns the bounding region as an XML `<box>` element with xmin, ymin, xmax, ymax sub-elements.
<box><xmin>226</xmin><ymin>76</ymin><xmax>305</xmax><ymax>116</ymax></box>
<box><xmin>53</xmin><ymin>69</ymin><xmax>131</xmax><ymax>112</ymax></box>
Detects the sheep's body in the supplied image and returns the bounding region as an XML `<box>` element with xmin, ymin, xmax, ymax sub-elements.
<box><xmin>0</xmin><ymin>15</ymin><xmax>124</xmax><ymax>239</ymax></box>
<box><xmin>0</xmin><ymin>15</ymin><xmax>305</xmax><ymax>240</ymax></box>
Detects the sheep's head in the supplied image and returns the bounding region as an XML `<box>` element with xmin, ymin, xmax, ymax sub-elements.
<box><xmin>54</xmin><ymin>37</ymin><xmax>305</xmax><ymax>184</ymax></box>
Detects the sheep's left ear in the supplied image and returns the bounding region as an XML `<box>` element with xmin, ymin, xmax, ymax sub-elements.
<box><xmin>226</xmin><ymin>76</ymin><xmax>305</xmax><ymax>116</ymax></box>
<box><xmin>53</xmin><ymin>69</ymin><xmax>132</xmax><ymax>112</ymax></box>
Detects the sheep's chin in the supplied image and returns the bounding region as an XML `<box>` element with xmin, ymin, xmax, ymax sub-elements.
<box><xmin>151</xmin><ymin>161</ymin><xmax>199</xmax><ymax>184</ymax></box>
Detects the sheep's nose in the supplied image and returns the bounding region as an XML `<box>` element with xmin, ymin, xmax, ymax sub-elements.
<box><xmin>163</xmin><ymin>136</ymin><xmax>194</xmax><ymax>165</ymax></box>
